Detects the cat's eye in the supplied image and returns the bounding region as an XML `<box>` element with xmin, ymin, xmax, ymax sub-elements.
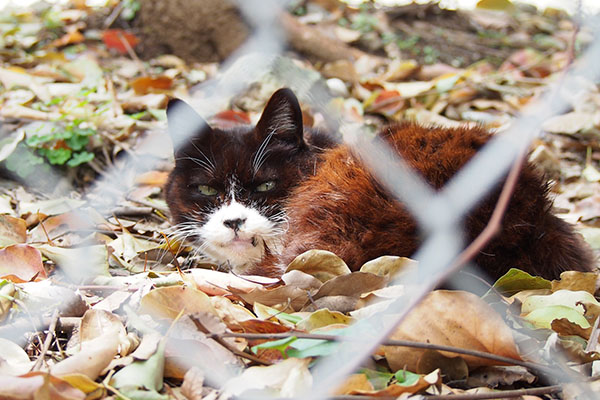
<box><xmin>197</xmin><ymin>185</ymin><xmax>218</xmax><ymax>196</ymax></box>
<box><xmin>255</xmin><ymin>181</ymin><xmax>276</xmax><ymax>192</ymax></box>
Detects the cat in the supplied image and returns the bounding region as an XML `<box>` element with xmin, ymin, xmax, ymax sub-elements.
<box><xmin>165</xmin><ymin>88</ymin><xmax>595</xmax><ymax>282</ymax></box>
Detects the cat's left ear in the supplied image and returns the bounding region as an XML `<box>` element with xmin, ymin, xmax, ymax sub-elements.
<box><xmin>256</xmin><ymin>88</ymin><xmax>305</xmax><ymax>148</ymax></box>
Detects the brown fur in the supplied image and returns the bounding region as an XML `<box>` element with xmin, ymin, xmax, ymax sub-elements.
<box><xmin>271</xmin><ymin>122</ymin><xmax>595</xmax><ymax>281</ymax></box>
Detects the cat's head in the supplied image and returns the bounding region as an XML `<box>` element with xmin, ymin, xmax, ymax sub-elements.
<box><xmin>165</xmin><ymin>88</ymin><xmax>324</xmax><ymax>273</ymax></box>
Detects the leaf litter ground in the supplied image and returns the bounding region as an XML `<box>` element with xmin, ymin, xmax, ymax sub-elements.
<box><xmin>1</xmin><ymin>1</ymin><xmax>600</xmax><ymax>399</ymax></box>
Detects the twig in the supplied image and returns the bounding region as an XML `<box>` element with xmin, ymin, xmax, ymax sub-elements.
<box><xmin>160</xmin><ymin>231</ymin><xmax>182</xmax><ymax>272</ymax></box>
<box><xmin>207</xmin><ymin>331</ymin><xmax>557</xmax><ymax>377</ymax></box>
<box><xmin>37</xmin><ymin>211</ymin><xmax>55</xmax><ymax>246</ymax></box>
<box><xmin>190</xmin><ymin>316</ymin><xmax>271</xmax><ymax>366</ymax></box>
<box><xmin>118</xmin><ymin>30</ymin><xmax>145</xmax><ymax>73</ymax></box>
<box><xmin>31</xmin><ymin>309</ymin><xmax>60</xmax><ymax>371</ymax></box>
<box><xmin>103</xmin><ymin>1</ymin><xmax>124</xmax><ymax>29</ymax></box>
<box><xmin>330</xmin><ymin>385</ymin><xmax>562</xmax><ymax>400</ymax></box>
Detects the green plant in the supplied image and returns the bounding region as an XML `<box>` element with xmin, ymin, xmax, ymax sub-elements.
<box><xmin>25</xmin><ymin>119</ymin><xmax>96</xmax><ymax>167</ymax></box>
<box><xmin>121</xmin><ymin>0</ymin><xmax>141</xmax><ymax>21</ymax></box>
<box><xmin>351</xmin><ymin>13</ymin><xmax>379</xmax><ymax>34</ymax></box>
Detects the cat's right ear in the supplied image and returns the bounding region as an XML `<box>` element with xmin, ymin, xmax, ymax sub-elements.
<box><xmin>166</xmin><ymin>99</ymin><xmax>212</xmax><ymax>150</ymax></box>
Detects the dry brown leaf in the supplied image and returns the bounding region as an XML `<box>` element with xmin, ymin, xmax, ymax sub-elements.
<box><xmin>350</xmin><ymin>369</ymin><xmax>441</xmax><ymax>397</ymax></box>
<box><xmin>232</xmin><ymin>284</ymin><xmax>309</xmax><ymax>311</ymax></box>
<box><xmin>303</xmin><ymin>295</ymin><xmax>358</xmax><ymax>313</ymax></box>
<box><xmin>181</xmin><ymin>367</ymin><xmax>205</xmax><ymax>400</ymax></box>
<box><xmin>188</xmin><ymin>269</ymin><xmax>265</xmax><ymax>296</ymax></box>
<box><xmin>313</xmin><ymin>272</ymin><xmax>387</xmax><ymax>300</ymax></box>
<box><xmin>210</xmin><ymin>296</ymin><xmax>256</xmax><ymax>330</ymax></box>
<box><xmin>286</xmin><ymin>249</ymin><xmax>351</xmax><ymax>282</ymax></box>
<box><xmin>360</xmin><ymin>256</ymin><xmax>417</xmax><ymax>278</ymax></box>
<box><xmin>222</xmin><ymin>357</ymin><xmax>312</xmax><ymax>397</ymax></box>
<box><xmin>0</xmin><ymin>215</ymin><xmax>27</xmax><ymax>247</ymax></box>
<box><xmin>467</xmin><ymin>366</ymin><xmax>536</xmax><ymax>388</ymax></box>
<box><xmin>551</xmin><ymin>318</ymin><xmax>592</xmax><ymax>340</ymax></box>
<box><xmin>334</xmin><ymin>373</ymin><xmax>374</xmax><ymax>395</ymax></box>
<box><xmin>130</xmin><ymin>76</ymin><xmax>173</xmax><ymax>95</ymax></box>
<box><xmin>50</xmin><ymin>330</ymin><xmax>121</xmax><ymax>379</ymax></box>
<box><xmin>139</xmin><ymin>286</ymin><xmax>217</xmax><ymax>321</ymax></box>
<box><xmin>0</xmin><ymin>372</ymin><xmax>86</xmax><ymax>400</ymax></box>
<box><xmin>384</xmin><ymin>290</ymin><xmax>521</xmax><ymax>371</ymax></box>
<box><xmin>416</xmin><ymin>350</ymin><xmax>469</xmax><ymax>380</ymax></box>
<box><xmin>281</xmin><ymin>270</ymin><xmax>323</xmax><ymax>291</ymax></box>
<box><xmin>0</xmin><ymin>244</ymin><xmax>47</xmax><ymax>281</ymax></box>
<box><xmin>542</xmin><ymin>112</ymin><xmax>598</xmax><ymax>134</ymax></box>
<box><xmin>551</xmin><ymin>271</ymin><xmax>599</xmax><ymax>294</ymax></box>
<box><xmin>164</xmin><ymin>336</ymin><xmax>242</xmax><ymax>381</ymax></box>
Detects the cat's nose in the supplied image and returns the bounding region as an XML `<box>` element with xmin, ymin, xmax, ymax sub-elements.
<box><xmin>223</xmin><ymin>218</ymin><xmax>246</xmax><ymax>232</ymax></box>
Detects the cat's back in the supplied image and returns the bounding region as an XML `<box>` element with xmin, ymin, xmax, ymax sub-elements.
<box><xmin>280</xmin><ymin>121</ymin><xmax>595</xmax><ymax>281</ymax></box>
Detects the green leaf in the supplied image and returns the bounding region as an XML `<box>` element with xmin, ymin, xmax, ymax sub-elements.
<box><xmin>522</xmin><ymin>305</ymin><xmax>590</xmax><ymax>330</ymax></box>
<box><xmin>67</xmin><ymin>151</ymin><xmax>94</xmax><ymax>167</ymax></box>
<box><xmin>251</xmin><ymin>336</ymin><xmax>297</xmax><ymax>356</ymax></box>
<box><xmin>44</xmin><ymin>148</ymin><xmax>72</xmax><ymax>165</ymax></box>
<box><xmin>394</xmin><ymin>370</ymin><xmax>421</xmax><ymax>386</ymax></box>
<box><xmin>66</xmin><ymin>134</ymin><xmax>89</xmax><ymax>151</ymax></box>
<box><xmin>286</xmin><ymin>339</ymin><xmax>340</xmax><ymax>358</ymax></box>
<box><xmin>489</xmin><ymin>268</ymin><xmax>551</xmax><ymax>297</ymax></box>
<box><xmin>111</xmin><ymin>339</ymin><xmax>165</xmax><ymax>391</ymax></box>
<box><xmin>360</xmin><ymin>368</ymin><xmax>393</xmax><ymax>390</ymax></box>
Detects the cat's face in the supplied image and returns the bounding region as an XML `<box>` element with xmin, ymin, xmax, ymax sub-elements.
<box><xmin>165</xmin><ymin>89</ymin><xmax>316</xmax><ymax>273</ymax></box>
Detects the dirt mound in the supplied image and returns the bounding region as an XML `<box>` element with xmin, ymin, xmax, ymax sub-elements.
<box><xmin>134</xmin><ymin>0</ymin><xmax>249</xmax><ymax>63</ymax></box>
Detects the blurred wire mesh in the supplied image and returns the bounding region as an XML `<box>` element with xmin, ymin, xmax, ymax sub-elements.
<box><xmin>2</xmin><ymin>0</ymin><xmax>600</xmax><ymax>398</ymax></box>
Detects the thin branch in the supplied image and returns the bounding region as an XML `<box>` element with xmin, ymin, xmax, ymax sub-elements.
<box><xmin>207</xmin><ymin>331</ymin><xmax>558</xmax><ymax>377</ymax></box>
<box><xmin>190</xmin><ymin>316</ymin><xmax>271</xmax><ymax>366</ymax></box>
<box><xmin>31</xmin><ymin>309</ymin><xmax>60</xmax><ymax>371</ymax></box>
<box><xmin>330</xmin><ymin>385</ymin><xmax>562</xmax><ymax>400</ymax></box>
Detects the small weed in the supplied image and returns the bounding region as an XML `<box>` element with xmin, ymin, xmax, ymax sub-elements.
<box><xmin>24</xmin><ymin>119</ymin><xmax>96</xmax><ymax>169</ymax></box>
<box><xmin>121</xmin><ymin>0</ymin><xmax>140</xmax><ymax>20</ymax></box>
<box><xmin>351</xmin><ymin>13</ymin><xmax>378</xmax><ymax>34</ymax></box>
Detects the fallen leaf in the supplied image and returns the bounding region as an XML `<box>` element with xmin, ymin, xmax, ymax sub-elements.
<box><xmin>552</xmin><ymin>271</ymin><xmax>598</xmax><ymax>294</ymax></box>
<box><xmin>523</xmin><ymin>305</ymin><xmax>590</xmax><ymax>330</ymax></box>
<box><xmin>0</xmin><ymin>372</ymin><xmax>85</xmax><ymax>400</ymax></box>
<box><xmin>542</xmin><ymin>112</ymin><xmax>598</xmax><ymax>134</ymax></box>
<box><xmin>285</xmin><ymin>249</ymin><xmax>351</xmax><ymax>282</ymax></box>
<box><xmin>19</xmin><ymin>198</ymin><xmax>86</xmax><ymax>217</ymax></box>
<box><xmin>102</xmin><ymin>29</ymin><xmax>140</xmax><ymax>54</ymax></box>
<box><xmin>0</xmin><ymin>244</ymin><xmax>46</xmax><ymax>281</ymax></box>
<box><xmin>467</xmin><ymin>366</ymin><xmax>536</xmax><ymax>388</ymax></box>
<box><xmin>0</xmin><ymin>337</ymin><xmax>35</xmax><ymax>376</ymax></box>
<box><xmin>0</xmin><ymin>215</ymin><xmax>27</xmax><ymax>247</ymax></box>
<box><xmin>522</xmin><ymin>290</ymin><xmax>598</xmax><ymax>315</ymax></box>
<box><xmin>350</xmin><ymin>369</ymin><xmax>441</xmax><ymax>396</ymax></box>
<box><xmin>35</xmin><ymin>244</ymin><xmax>109</xmax><ymax>282</ymax></box>
<box><xmin>139</xmin><ymin>286</ymin><xmax>217</xmax><ymax>321</ymax></box>
<box><xmin>334</xmin><ymin>373</ymin><xmax>374</xmax><ymax>395</ymax></box>
<box><xmin>180</xmin><ymin>367</ymin><xmax>205</xmax><ymax>400</ymax></box>
<box><xmin>51</xmin><ymin>330</ymin><xmax>121</xmax><ymax>380</ymax></box>
<box><xmin>359</xmin><ymin>256</ymin><xmax>417</xmax><ymax>278</ymax></box>
<box><xmin>50</xmin><ymin>28</ymin><xmax>84</xmax><ymax>48</ymax></box>
<box><xmin>222</xmin><ymin>357</ymin><xmax>312</xmax><ymax>397</ymax></box>
<box><xmin>296</xmin><ymin>308</ymin><xmax>354</xmax><ymax>331</ymax></box>
<box><xmin>490</xmin><ymin>268</ymin><xmax>551</xmax><ymax>297</ymax></box>
<box><xmin>313</xmin><ymin>272</ymin><xmax>387</xmax><ymax>300</ymax></box>
<box><xmin>131</xmin><ymin>76</ymin><xmax>173</xmax><ymax>95</ymax></box>
<box><xmin>111</xmin><ymin>339</ymin><xmax>165</xmax><ymax>393</ymax></box>
<box><xmin>385</xmin><ymin>290</ymin><xmax>521</xmax><ymax>371</ymax></box>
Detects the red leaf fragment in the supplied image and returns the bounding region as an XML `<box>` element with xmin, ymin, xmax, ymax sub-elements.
<box><xmin>102</xmin><ymin>29</ymin><xmax>140</xmax><ymax>54</ymax></box>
